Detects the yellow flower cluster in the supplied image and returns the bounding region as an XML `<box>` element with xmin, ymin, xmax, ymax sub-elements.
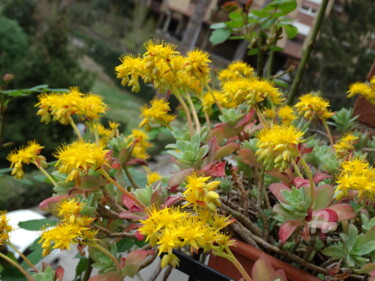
<box><xmin>334</xmin><ymin>133</ymin><xmax>358</xmax><ymax>159</ymax></box>
<box><xmin>347</xmin><ymin>76</ymin><xmax>375</xmax><ymax>105</ymax></box>
<box><xmin>126</xmin><ymin>129</ymin><xmax>152</xmax><ymax>160</ymax></box>
<box><xmin>218</xmin><ymin>61</ymin><xmax>255</xmax><ymax>84</ymax></box>
<box><xmin>256</xmin><ymin>124</ymin><xmax>304</xmax><ymax>170</ymax></box>
<box><xmin>116</xmin><ymin>41</ymin><xmax>211</xmax><ymax>95</ymax></box>
<box><xmin>139</xmin><ymin>206</ymin><xmax>234</xmax><ymax>268</ymax></box>
<box><xmin>201</xmin><ymin>90</ymin><xmax>228</xmax><ymax>113</ymax></box>
<box><xmin>183</xmin><ymin>173</ymin><xmax>221</xmax><ymax>211</ymax></box>
<box><xmin>54</xmin><ymin>141</ymin><xmax>109</xmax><ymax>182</ymax></box>
<box><xmin>88</xmin><ymin>121</ymin><xmax>120</xmax><ymax>146</ymax></box>
<box><xmin>139</xmin><ymin>98</ymin><xmax>175</xmax><ymax>130</ymax></box>
<box><xmin>0</xmin><ymin>212</ymin><xmax>12</xmax><ymax>245</ymax></box>
<box><xmin>278</xmin><ymin>105</ymin><xmax>297</xmax><ymax>125</ymax></box>
<box><xmin>36</xmin><ymin>87</ymin><xmax>108</xmax><ymax>125</ymax></box>
<box><xmin>7</xmin><ymin>140</ymin><xmax>45</xmax><ymax>179</ymax></box>
<box><xmin>336</xmin><ymin>158</ymin><xmax>375</xmax><ymax>201</ymax></box>
<box><xmin>40</xmin><ymin>199</ymin><xmax>97</xmax><ymax>256</ymax></box>
<box><xmin>294</xmin><ymin>93</ymin><xmax>334</xmax><ymax>120</ymax></box>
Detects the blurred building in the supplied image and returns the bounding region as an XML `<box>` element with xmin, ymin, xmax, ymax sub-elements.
<box><xmin>145</xmin><ymin>0</ymin><xmax>334</xmax><ymax>70</ymax></box>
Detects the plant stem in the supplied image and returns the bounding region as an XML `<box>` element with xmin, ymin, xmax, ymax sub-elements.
<box><xmin>174</xmin><ymin>91</ymin><xmax>194</xmax><ymax>135</ymax></box>
<box><xmin>224</xmin><ymin>248</ymin><xmax>253</xmax><ymax>281</ymax></box>
<box><xmin>298</xmin><ymin>155</ymin><xmax>315</xmax><ymax>206</ymax></box>
<box><xmin>68</xmin><ymin>116</ymin><xmax>83</xmax><ymax>141</ymax></box>
<box><xmin>6</xmin><ymin>242</ymin><xmax>38</xmax><ymax>272</ymax></box>
<box><xmin>322</xmin><ymin>120</ymin><xmax>335</xmax><ymax>150</ymax></box>
<box><xmin>204</xmin><ymin>111</ymin><xmax>211</xmax><ymax>133</ymax></box>
<box><xmin>83</xmin><ymin>257</ymin><xmax>94</xmax><ymax>281</ymax></box>
<box><xmin>33</xmin><ymin>162</ymin><xmax>57</xmax><ymax>186</ymax></box>
<box><xmin>185</xmin><ymin>93</ymin><xmax>201</xmax><ymax>133</ymax></box>
<box><xmin>90</xmin><ymin>242</ymin><xmax>122</xmax><ymax>271</ymax></box>
<box><xmin>205</xmin><ymin>82</ymin><xmax>223</xmax><ymax>113</ymax></box>
<box><xmin>287</xmin><ymin>0</ymin><xmax>329</xmax><ymax>105</ymax></box>
<box><xmin>266</xmin><ymin>49</ymin><xmax>275</xmax><ymax>79</ymax></box>
<box><xmin>0</xmin><ymin>252</ymin><xmax>35</xmax><ymax>281</ymax></box>
<box><xmin>291</xmin><ymin>158</ymin><xmax>303</xmax><ymax>178</ymax></box>
<box><xmin>99</xmin><ymin>168</ymin><xmax>145</xmax><ymax>208</ymax></box>
<box><xmin>123</xmin><ymin>165</ymin><xmax>141</xmax><ymax>189</ymax></box>
<box><xmin>256</xmin><ymin>34</ymin><xmax>266</xmax><ymax>77</ymax></box>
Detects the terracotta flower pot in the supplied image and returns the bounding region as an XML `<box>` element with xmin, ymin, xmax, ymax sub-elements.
<box><xmin>353</xmin><ymin>96</ymin><xmax>375</xmax><ymax>129</ymax></box>
<box><xmin>208</xmin><ymin>240</ymin><xmax>322</xmax><ymax>281</ymax></box>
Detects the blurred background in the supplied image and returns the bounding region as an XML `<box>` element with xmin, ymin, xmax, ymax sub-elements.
<box><xmin>0</xmin><ymin>0</ymin><xmax>374</xmax><ymax>210</ymax></box>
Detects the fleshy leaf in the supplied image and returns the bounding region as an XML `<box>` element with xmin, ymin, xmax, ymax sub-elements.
<box><xmin>269</xmin><ymin>183</ymin><xmax>290</xmax><ymax>204</ymax></box>
<box><xmin>251</xmin><ymin>254</ymin><xmax>274</xmax><ymax>281</ymax></box>
<box><xmin>327</xmin><ymin>204</ymin><xmax>356</xmax><ymax>222</ymax></box>
<box><xmin>314</xmin><ymin>184</ymin><xmax>334</xmax><ymax>210</ymax></box>
<box><xmin>88</xmin><ymin>272</ymin><xmax>123</xmax><ymax>281</ymax></box>
<box><xmin>279</xmin><ymin>220</ymin><xmax>301</xmax><ymax>243</ymax></box>
<box><xmin>123</xmin><ymin>249</ymin><xmax>154</xmax><ymax>277</ymax></box>
<box><xmin>215</xmin><ymin>143</ymin><xmax>240</xmax><ymax>160</ymax></box>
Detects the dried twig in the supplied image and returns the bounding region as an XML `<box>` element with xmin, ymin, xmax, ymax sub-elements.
<box><xmin>100</xmin><ymin>186</ymin><xmax>125</xmax><ymax>213</ymax></box>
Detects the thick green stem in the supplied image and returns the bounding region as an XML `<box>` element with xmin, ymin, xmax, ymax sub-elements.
<box><xmin>205</xmin><ymin>82</ymin><xmax>223</xmax><ymax>113</ymax></box>
<box><xmin>123</xmin><ymin>165</ymin><xmax>141</xmax><ymax>189</ymax></box>
<box><xmin>322</xmin><ymin>120</ymin><xmax>335</xmax><ymax>151</ymax></box>
<box><xmin>266</xmin><ymin>49</ymin><xmax>275</xmax><ymax>79</ymax></box>
<box><xmin>68</xmin><ymin>116</ymin><xmax>83</xmax><ymax>141</ymax></box>
<box><xmin>83</xmin><ymin>257</ymin><xmax>94</xmax><ymax>281</ymax></box>
<box><xmin>7</xmin><ymin>242</ymin><xmax>38</xmax><ymax>272</ymax></box>
<box><xmin>185</xmin><ymin>94</ymin><xmax>201</xmax><ymax>133</ymax></box>
<box><xmin>174</xmin><ymin>92</ymin><xmax>194</xmax><ymax>135</ymax></box>
<box><xmin>99</xmin><ymin>168</ymin><xmax>145</xmax><ymax>208</ymax></box>
<box><xmin>298</xmin><ymin>155</ymin><xmax>315</xmax><ymax>206</ymax></box>
<box><xmin>291</xmin><ymin>158</ymin><xmax>303</xmax><ymax>178</ymax></box>
<box><xmin>90</xmin><ymin>242</ymin><xmax>122</xmax><ymax>271</ymax></box>
<box><xmin>287</xmin><ymin>0</ymin><xmax>329</xmax><ymax>105</ymax></box>
<box><xmin>0</xmin><ymin>252</ymin><xmax>35</xmax><ymax>281</ymax></box>
<box><xmin>33</xmin><ymin>162</ymin><xmax>57</xmax><ymax>186</ymax></box>
<box><xmin>223</xmin><ymin>248</ymin><xmax>253</xmax><ymax>281</ymax></box>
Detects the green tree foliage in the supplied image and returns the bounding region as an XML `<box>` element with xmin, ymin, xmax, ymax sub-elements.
<box><xmin>300</xmin><ymin>0</ymin><xmax>375</xmax><ymax>109</ymax></box>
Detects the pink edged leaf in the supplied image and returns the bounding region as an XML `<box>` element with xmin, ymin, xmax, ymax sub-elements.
<box><xmin>118</xmin><ymin>210</ymin><xmax>146</xmax><ymax>220</ymax></box>
<box><xmin>312</xmin><ymin>209</ymin><xmax>338</xmax><ymax>222</ymax></box>
<box><xmin>251</xmin><ymin>254</ymin><xmax>274</xmax><ymax>281</ymax></box>
<box><xmin>168</xmin><ymin>168</ymin><xmax>193</xmax><ymax>191</ymax></box>
<box><xmin>355</xmin><ymin>263</ymin><xmax>375</xmax><ymax>274</ymax></box>
<box><xmin>293</xmin><ymin>177</ymin><xmax>309</xmax><ymax>189</ymax></box>
<box><xmin>207</xmin><ymin>136</ymin><xmax>219</xmax><ymax>163</ymax></box>
<box><xmin>267</xmin><ymin>168</ymin><xmax>293</xmax><ymax>185</ymax></box>
<box><xmin>124</xmin><ymin>249</ymin><xmax>154</xmax><ymax>277</ymax></box>
<box><xmin>134</xmin><ymin>230</ymin><xmax>145</xmax><ymax>241</ymax></box>
<box><xmin>270</xmin><ymin>269</ymin><xmax>288</xmax><ymax>281</ymax></box>
<box><xmin>313</xmin><ymin>172</ymin><xmax>332</xmax><ymax>184</ymax></box>
<box><xmin>209</xmin><ymin>123</ymin><xmax>238</xmax><ymax>143</ymax></box>
<box><xmin>126</xmin><ymin>158</ymin><xmax>147</xmax><ymax>166</ymax></box>
<box><xmin>163</xmin><ymin>195</ymin><xmax>183</xmax><ymax>207</ymax></box>
<box><xmin>237</xmin><ymin>148</ymin><xmax>257</xmax><ymax>166</ymax></box>
<box><xmin>39</xmin><ymin>195</ymin><xmax>68</xmax><ymax>212</ymax></box>
<box><xmin>313</xmin><ymin>184</ymin><xmax>334</xmax><ymax>210</ymax></box>
<box><xmin>88</xmin><ymin>272</ymin><xmax>123</xmax><ymax>281</ymax></box>
<box><xmin>200</xmin><ymin>161</ymin><xmax>226</xmax><ymax>177</ymax></box>
<box><xmin>327</xmin><ymin>204</ymin><xmax>356</xmax><ymax>222</ymax></box>
<box><xmin>215</xmin><ymin>143</ymin><xmax>240</xmax><ymax>160</ymax></box>
<box><xmin>269</xmin><ymin>183</ymin><xmax>290</xmax><ymax>204</ymax></box>
<box><xmin>122</xmin><ymin>194</ymin><xmax>143</xmax><ymax>211</ymax></box>
<box><xmin>55</xmin><ymin>266</ymin><xmax>64</xmax><ymax>281</ymax></box>
<box><xmin>279</xmin><ymin>220</ymin><xmax>301</xmax><ymax>243</ymax></box>
<box><xmin>78</xmin><ymin>176</ymin><xmax>101</xmax><ymax>191</ymax></box>
<box><xmin>235</xmin><ymin>110</ymin><xmax>255</xmax><ymax>128</ymax></box>
<box><xmin>297</xmin><ymin>143</ymin><xmax>313</xmax><ymax>155</ymax></box>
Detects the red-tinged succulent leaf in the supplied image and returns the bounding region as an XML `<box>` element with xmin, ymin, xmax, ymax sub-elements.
<box><xmin>237</xmin><ymin>148</ymin><xmax>257</xmax><ymax>165</ymax></box>
<box><xmin>118</xmin><ymin>210</ymin><xmax>146</xmax><ymax>220</ymax></box>
<box><xmin>235</xmin><ymin>110</ymin><xmax>255</xmax><ymax>128</ymax></box>
<box><xmin>269</xmin><ymin>183</ymin><xmax>290</xmax><ymax>203</ymax></box>
<box><xmin>251</xmin><ymin>254</ymin><xmax>274</xmax><ymax>281</ymax></box>
<box><xmin>327</xmin><ymin>204</ymin><xmax>356</xmax><ymax>222</ymax></box>
<box><xmin>207</xmin><ymin>136</ymin><xmax>219</xmax><ymax>163</ymax></box>
<box><xmin>134</xmin><ymin>230</ymin><xmax>145</xmax><ymax>241</ymax></box>
<box><xmin>78</xmin><ymin>176</ymin><xmax>101</xmax><ymax>191</ymax></box>
<box><xmin>151</xmin><ymin>186</ymin><xmax>163</xmax><ymax>205</ymax></box>
<box><xmin>293</xmin><ymin>177</ymin><xmax>309</xmax><ymax>189</ymax></box>
<box><xmin>267</xmin><ymin>168</ymin><xmax>293</xmax><ymax>185</ymax></box>
<box><xmin>88</xmin><ymin>272</ymin><xmax>123</xmax><ymax>281</ymax></box>
<box><xmin>55</xmin><ymin>266</ymin><xmax>64</xmax><ymax>281</ymax></box>
<box><xmin>297</xmin><ymin>143</ymin><xmax>313</xmax><ymax>155</ymax></box>
<box><xmin>270</xmin><ymin>269</ymin><xmax>287</xmax><ymax>281</ymax></box>
<box><xmin>314</xmin><ymin>184</ymin><xmax>334</xmax><ymax>210</ymax></box>
<box><xmin>123</xmin><ymin>249</ymin><xmax>154</xmax><ymax>277</ymax></box>
<box><xmin>122</xmin><ymin>195</ymin><xmax>143</xmax><ymax>211</ymax></box>
<box><xmin>163</xmin><ymin>195</ymin><xmax>183</xmax><ymax>207</ymax></box>
<box><xmin>215</xmin><ymin>143</ymin><xmax>240</xmax><ymax>160</ymax></box>
<box><xmin>354</xmin><ymin>263</ymin><xmax>375</xmax><ymax>274</ymax></box>
<box><xmin>313</xmin><ymin>171</ymin><xmax>332</xmax><ymax>184</ymax></box>
<box><xmin>363</xmin><ymin>226</ymin><xmax>375</xmax><ymax>244</ymax></box>
<box><xmin>312</xmin><ymin>209</ymin><xmax>339</xmax><ymax>222</ymax></box>
<box><xmin>39</xmin><ymin>195</ymin><xmax>68</xmax><ymax>212</ymax></box>
<box><xmin>279</xmin><ymin>220</ymin><xmax>301</xmax><ymax>243</ymax></box>
<box><xmin>209</xmin><ymin>123</ymin><xmax>238</xmax><ymax>143</ymax></box>
<box><xmin>168</xmin><ymin>168</ymin><xmax>193</xmax><ymax>191</ymax></box>
<box><xmin>200</xmin><ymin>161</ymin><xmax>226</xmax><ymax>177</ymax></box>
<box><xmin>126</xmin><ymin>158</ymin><xmax>147</xmax><ymax>166</ymax></box>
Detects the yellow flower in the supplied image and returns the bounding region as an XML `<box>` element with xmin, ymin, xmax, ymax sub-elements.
<box><xmin>294</xmin><ymin>93</ymin><xmax>334</xmax><ymax>120</ymax></box>
<box><xmin>219</xmin><ymin>61</ymin><xmax>255</xmax><ymax>84</ymax></box>
<box><xmin>256</xmin><ymin>124</ymin><xmax>304</xmax><ymax>170</ymax></box>
<box><xmin>77</xmin><ymin>94</ymin><xmax>108</xmax><ymax>121</ymax></box>
<box><xmin>139</xmin><ymin>98</ymin><xmax>175</xmax><ymax>130</ymax></box>
<box><xmin>115</xmin><ymin>55</ymin><xmax>146</xmax><ymax>92</ymax></box>
<box><xmin>336</xmin><ymin>158</ymin><xmax>375</xmax><ymax>201</ymax></box>
<box><xmin>57</xmin><ymin>199</ymin><xmax>83</xmax><ymax>219</ymax></box>
<box><xmin>147</xmin><ymin>171</ymin><xmax>162</xmax><ymax>185</ymax></box>
<box><xmin>54</xmin><ymin>141</ymin><xmax>109</xmax><ymax>182</ymax></box>
<box><xmin>278</xmin><ymin>105</ymin><xmax>297</xmax><ymax>125</ymax></box>
<box><xmin>183</xmin><ymin>173</ymin><xmax>221</xmax><ymax>211</ymax></box>
<box><xmin>201</xmin><ymin>90</ymin><xmax>228</xmax><ymax>112</ymax></box>
<box><xmin>126</xmin><ymin>129</ymin><xmax>152</xmax><ymax>160</ymax></box>
<box><xmin>7</xmin><ymin>140</ymin><xmax>45</xmax><ymax>179</ymax></box>
<box><xmin>246</xmin><ymin>79</ymin><xmax>284</xmax><ymax>106</ymax></box>
<box><xmin>0</xmin><ymin>212</ymin><xmax>13</xmax><ymax>245</ymax></box>
<box><xmin>221</xmin><ymin>79</ymin><xmax>254</xmax><ymax>107</ymax></box>
<box><xmin>347</xmin><ymin>78</ymin><xmax>375</xmax><ymax>105</ymax></box>
<box><xmin>185</xmin><ymin>49</ymin><xmax>211</xmax><ymax>82</ymax></box>
<box><xmin>334</xmin><ymin>133</ymin><xmax>358</xmax><ymax>158</ymax></box>
<box><xmin>262</xmin><ymin>108</ymin><xmax>276</xmax><ymax>119</ymax></box>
